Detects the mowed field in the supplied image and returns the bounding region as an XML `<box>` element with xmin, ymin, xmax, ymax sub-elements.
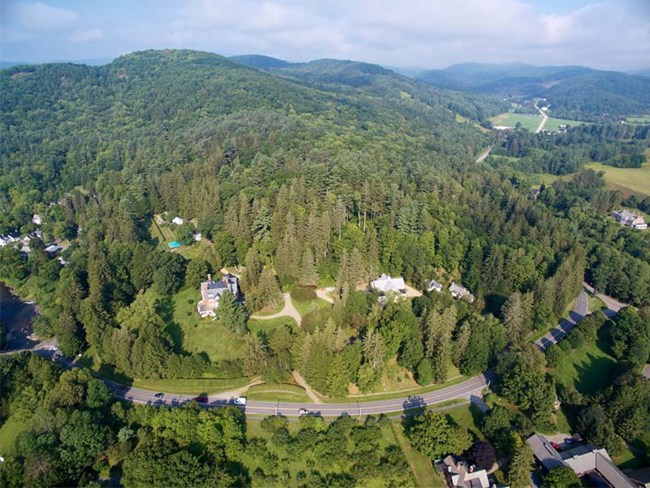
<box><xmin>490</xmin><ymin>111</ymin><xmax>541</xmax><ymax>131</ymax></box>
<box><xmin>585</xmin><ymin>160</ymin><xmax>650</xmax><ymax>197</ymax></box>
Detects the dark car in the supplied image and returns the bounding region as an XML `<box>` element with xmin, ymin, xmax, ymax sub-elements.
<box><xmin>195</xmin><ymin>396</ymin><xmax>209</xmax><ymax>403</ymax></box>
<box><xmin>154</xmin><ymin>392</ymin><xmax>164</xmax><ymax>398</ymax></box>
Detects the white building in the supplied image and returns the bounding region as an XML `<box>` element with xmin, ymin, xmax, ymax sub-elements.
<box><xmin>370</xmin><ymin>274</ymin><xmax>406</xmax><ymax>296</ymax></box>
<box><xmin>427</xmin><ymin>279</ymin><xmax>443</xmax><ymax>293</ymax></box>
<box><xmin>612</xmin><ymin>210</ymin><xmax>647</xmax><ymax>230</ymax></box>
<box><xmin>449</xmin><ymin>282</ymin><xmax>475</xmax><ymax>302</ymax></box>
<box><xmin>197</xmin><ymin>273</ymin><xmax>240</xmax><ymax>318</ymax></box>
<box><xmin>171</xmin><ymin>216</ymin><xmax>185</xmax><ymax>225</ymax></box>
<box><xmin>32</xmin><ymin>214</ymin><xmax>42</xmax><ymax>225</ymax></box>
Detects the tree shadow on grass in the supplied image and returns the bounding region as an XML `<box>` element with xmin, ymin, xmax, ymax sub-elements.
<box><xmin>573</xmin><ymin>352</ymin><xmax>615</xmax><ymax>395</ymax></box>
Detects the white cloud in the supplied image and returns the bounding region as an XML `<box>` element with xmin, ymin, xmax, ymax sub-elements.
<box><xmin>15</xmin><ymin>1</ymin><xmax>79</xmax><ymax>31</ymax></box>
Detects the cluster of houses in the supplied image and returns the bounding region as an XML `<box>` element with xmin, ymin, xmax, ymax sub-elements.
<box><xmin>197</xmin><ymin>273</ymin><xmax>240</xmax><ymax>318</ymax></box>
<box><xmin>612</xmin><ymin>210</ymin><xmax>647</xmax><ymax>230</ymax></box>
<box><xmin>527</xmin><ymin>433</ymin><xmax>646</xmax><ymax>488</ymax></box>
<box><xmin>0</xmin><ymin>214</ymin><xmax>65</xmax><ymax>258</ymax></box>
<box><xmin>369</xmin><ymin>274</ymin><xmax>474</xmax><ymax>303</ymax></box>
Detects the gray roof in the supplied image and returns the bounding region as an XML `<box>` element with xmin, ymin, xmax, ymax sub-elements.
<box><xmin>527</xmin><ymin>434</ymin><xmax>564</xmax><ymax>471</ymax></box>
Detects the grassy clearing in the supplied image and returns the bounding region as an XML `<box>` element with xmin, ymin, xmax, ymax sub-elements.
<box><xmin>392</xmin><ymin>422</ymin><xmax>446</xmax><ymax>487</ymax></box>
<box><xmin>550</xmin><ymin>335</ymin><xmax>617</xmax><ymax>396</ymax></box>
<box><xmin>490</xmin><ymin>110</ymin><xmax>541</xmax><ymax>131</ymax></box>
<box><xmin>292</xmin><ymin>296</ymin><xmax>331</xmax><ymax>317</ymax></box>
<box><xmin>0</xmin><ymin>416</ymin><xmax>28</xmax><ymax>455</ymax></box>
<box><xmin>585</xmin><ymin>162</ymin><xmax>650</xmax><ymax>197</ymax></box>
<box><xmin>627</xmin><ymin>115</ymin><xmax>650</xmax><ymax>124</ymax></box>
<box><xmin>249</xmin><ymin>316</ymin><xmax>298</xmax><ymax>335</ymax></box>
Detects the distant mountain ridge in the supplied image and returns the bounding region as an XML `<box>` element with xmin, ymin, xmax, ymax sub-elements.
<box><xmin>415</xmin><ymin>62</ymin><xmax>650</xmax><ymax>121</ymax></box>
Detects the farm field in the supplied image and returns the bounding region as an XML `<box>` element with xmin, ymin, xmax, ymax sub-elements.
<box><xmin>490</xmin><ymin>110</ymin><xmax>541</xmax><ymax>131</ymax></box>
<box><xmin>544</xmin><ymin>116</ymin><xmax>585</xmax><ymax>131</ymax></box>
<box><xmin>585</xmin><ymin>161</ymin><xmax>650</xmax><ymax>196</ymax></box>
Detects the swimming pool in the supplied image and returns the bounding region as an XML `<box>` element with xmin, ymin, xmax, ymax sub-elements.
<box><xmin>168</xmin><ymin>241</ymin><xmax>182</xmax><ymax>248</ymax></box>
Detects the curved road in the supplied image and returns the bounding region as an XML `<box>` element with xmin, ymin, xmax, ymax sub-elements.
<box><xmin>105</xmin><ymin>289</ymin><xmax>591</xmax><ymax>417</ymax></box>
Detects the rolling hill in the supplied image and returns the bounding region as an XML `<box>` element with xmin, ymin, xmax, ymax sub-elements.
<box><xmin>416</xmin><ymin>62</ymin><xmax>650</xmax><ymax>121</ymax></box>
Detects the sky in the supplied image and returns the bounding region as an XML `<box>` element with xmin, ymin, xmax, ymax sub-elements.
<box><xmin>1</xmin><ymin>0</ymin><xmax>649</xmax><ymax>71</ymax></box>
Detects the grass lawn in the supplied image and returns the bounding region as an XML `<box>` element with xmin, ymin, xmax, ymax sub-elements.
<box><xmin>292</xmin><ymin>296</ymin><xmax>331</xmax><ymax>317</ymax></box>
<box><xmin>550</xmin><ymin>336</ymin><xmax>617</xmax><ymax>396</ymax></box>
<box><xmin>627</xmin><ymin>115</ymin><xmax>650</xmax><ymax>124</ymax></box>
<box><xmin>391</xmin><ymin>422</ymin><xmax>446</xmax><ymax>487</ymax></box>
<box><xmin>490</xmin><ymin>110</ymin><xmax>542</xmax><ymax>131</ymax></box>
<box><xmin>170</xmin><ymin>287</ymin><xmax>247</xmax><ymax>362</ymax></box>
<box><xmin>585</xmin><ymin>161</ymin><xmax>650</xmax><ymax>197</ymax></box>
<box><xmin>0</xmin><ymin>416</ymin><xmax>28</xmax><ymax>455</ymax></box>
<box><xmin>445</xmin><ymin>403</ymin><xmax>485</xmax><ymax>441</ymax></box>
<box><xmin>249</xmin><ymin>316</ymin><xmax>298</xmax><ymax>335</ymax></box>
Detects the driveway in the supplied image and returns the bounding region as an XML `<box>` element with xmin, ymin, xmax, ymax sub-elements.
<box><xmin>250</xmin><ymin>293</ymin><xmax>302</xmax><ymax>325</ymax></box>
<box><xmin>534</xmin><ymin>290</ymin><xmax>589</xmax><ymax>351</ymax></box>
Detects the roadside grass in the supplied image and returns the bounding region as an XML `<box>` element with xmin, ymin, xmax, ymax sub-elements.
<box><xmin>332</xmin><ymin>370</ymin><xmax>467</xmax><ymax>404</ymax></box>
<box><xmin>291</xmin><ymin>296</ymin><xmax>331</xmax><ymax>318</ymax></box>
<box><xmin>246</xmin><ymin>384</ymin><xmax>311</xmax><ymax>403</ymax></box>
<box><xmin>585</xmin><ymin>162</ymin><xmax>650</xmax><ymax>197</ymax></box>
<box><xmin>0</xmin><ymin>416</ymin><xmax>28</xmax><ymax>455</ymax></box>
<box><xmin>392</xmin><ymin>422</ymin><xmax>446</xmax><ymax>487</ymax></box>
<box><xmin>131</xmin><ymin>377</ymin><xmax>249</xmax><ymax>395</ymax></box>
<box><xmin>627</xmin><ymin>115</ymin><xmax>650</xmax><ymax>124</ymax></box>
<box><xmin>490</xmin><ymin>111</ymin><xmax>541</xmax><ymax>131</ymax></box>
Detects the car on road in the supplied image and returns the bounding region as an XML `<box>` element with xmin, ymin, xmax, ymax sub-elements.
<box><xmin>154</xmin><ymin>392</ymin><xmax>164</xmax><ymax>398</ymax></box>
<box><xmin>298</xmin><ymin>408</ymin><xmax>309</xmax><ymax>416</ymax></box>
<box><xmin>194</xmin><ymin>396</ymin><xmax>208</xmax><ymax>403</ymax></box>
<box><xmin>234</xmin><ymin>397</ymin><xmax>247</xmax><ymax>406</ymax></box>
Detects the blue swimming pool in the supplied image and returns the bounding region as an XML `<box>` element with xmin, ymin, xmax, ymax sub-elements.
<box><xmin>168</xmin><ymin>241</ymin><xmax>182</xmax><ymax>249</ymax></box>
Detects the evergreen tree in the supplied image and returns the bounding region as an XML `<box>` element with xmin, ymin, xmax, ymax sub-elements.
<box><xmin>216</xmin><ymin>291</ymin><xmax>248</xmax><ymax>335</ymax></box>
<box><xmin>507</xmin><ymin>442</ymin><xmax>534</xmax><ymax>488</ymax></box>
<box><xmin>298</xmin><ymin>248</ymin><xmax>318</xmax><ymax>287</ymax></box>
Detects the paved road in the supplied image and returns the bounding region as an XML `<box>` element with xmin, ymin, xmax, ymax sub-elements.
<box><xmin>534</xmin><ymin>104</ymin><xmax>549</xmax><ymax>133</ymax></box>
<box><xmin>534</xmin><ymin>290</ymin><xmax>589</xmax><ymax>351</ymax></box>
<box><xmin>582</xmin><ymin>281</ymin><xmax>628</xmax><ymax>317</ymax></box>
<box><xmin>106</xmin><ymin>371</ymin><xmax>495</xmax><ymax>417</ymax></box>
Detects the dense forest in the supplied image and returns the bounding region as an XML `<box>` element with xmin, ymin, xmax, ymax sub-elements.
<box><xmin>0</xmin><ymin>49</ymin><xmax>649</xmax><ymax>486</ymax></box>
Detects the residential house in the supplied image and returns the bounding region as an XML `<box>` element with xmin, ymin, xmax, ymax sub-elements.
<box><xmin>370</xmin><ymin>274</ymin><xmax>406</xmax><ymax>298</ymax></box>
<box><xmin>44</xmin><ymin>244</ymin><xmax>61</xmax><ymax>255</ymax></box>
<box><xmin>449</xmin><ymin>282</ymin><xmax>474</xmax><ymax>302</ymax></box>
<box><xmin>0</xmin><ymin>233</ymin><xmax>20</xmax><ymax>247</ymax></box>
<box><xmin>527</xmin><ymin>434</ymin><xmax>636</xmax><ymax>488</ymax></box>
<box><xmin>612</xmin><ymin>210</ymin><xmax>647</xmax><ymax>230</ymax></box>
<box><xmin>427</xmin><ymin>279</ymin><xmax>443</xmax><ymax>293</ymax></box>
<box><xmin>440</xmin><ymin>455</ymin><xmax>490</xmax><ymax>488</ymax></box>
<box><xmin>197</xmin><ymin>273</ymin><xmax>240</xmax><ymax>318</ymax></box>
<box><xmin>32</xmin><ymin>214</ymin><xmax>42</xmax><ymax>225</ymax></box>
<box><xmin>171</xmin><ymin>216</ymin><xmax>185</xmax><ymax>225</ymax></box>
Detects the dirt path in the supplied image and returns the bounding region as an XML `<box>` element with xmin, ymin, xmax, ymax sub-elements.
<box><xmin>403</xmin><ymin>284</ymin><xmax>422</xmax><ymax>298</ymax></box>
<box><xmin>535</xmin><ymin>104</ymin><xmax>549</xmax><ymax>133</ymax></box>
<box><xmin>292</xmin><ymin>371</ymin><xmax>322</xmax><ymax>404</ymax></box>
<box><xmin>250</xmin><ymin>293</ymin><xmax>302</xmax><ymax>325</ymax></box>
<box><xmin>475</xmin><ymin>146</ymin><xmax>492</xmax><ymax>163</ymax></box>
<box><xmin>315</xmin><ymin>288</ymin><xmax>335</xmax><ymax>304</ymax></box>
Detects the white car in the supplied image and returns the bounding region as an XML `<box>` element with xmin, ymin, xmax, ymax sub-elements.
<box><xmin>299</xmin><ymin>408</ymin><xmax>309</xmax><ymax>416</ymax></box>
<box><xmin>234</xmin><ymin>397</ymin><xmax>247</xmax><ymax>406</ymax></box>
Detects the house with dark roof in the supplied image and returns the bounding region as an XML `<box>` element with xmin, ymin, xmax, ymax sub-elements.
<box><xmin>197</xmin><ymin>273</ymin><xmax>239</xmax><ymax>318</ymax></box>
<box><xmin>449</xmin><ymin>282</ymin><xmax>474</xmax><ymax>302</ymax></box>
<box><xmin>612</xmin><ymin>210</ymin><xmax>647</xmax><ymax>230</ymax></box>
<box><xmin>527</xmin><ymin>434</ymin><xmax>637</xmax><ymax>488</ymax></box>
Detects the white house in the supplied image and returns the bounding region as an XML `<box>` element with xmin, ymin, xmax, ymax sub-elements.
<box><xmin>370</xmin><ymin>274</ymin><xmax>406</xmax><ymax>296</ymax></box>
<box><xmin>612</xmin><ymin>210</ymin><xmax>647</xmax><ymax>230</ymax></box>
<box><xmin>441</xmin><ymin>455</ymin><xmax>490</xmax><ymax>488</ymax></box>
<box><xmin>197</xmin><ymin>273</ymin><xmax>240</xmax><ymax>318</ymax></box>
<box><xmin>427</xmin><ymin>279</ymin><xmax>443</xmax><ymax>293</ymax></box>
<box><xmin>32</xmin><ymin>214</ymin><xmax>42</xmax><ymax>225</ymax></box>
<box><xmin>449</xmin><ymin>282</ymin><xmax>474</xmax><ymax>302</ymax></box>
<box><xmin>171</xmin><ymin>216</ymin><xmax>185</xmax><ymax>225</ymax></box>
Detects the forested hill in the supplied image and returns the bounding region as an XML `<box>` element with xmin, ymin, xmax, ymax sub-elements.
<box><xmin>416</xmin><ymin>62</ymin><xmax>650</xmax><ymax>121</ymax></box>
<box><xmin>229</xmin><ymin>56</ymin><xmax>509</xmax><ymax>124</ymax></box>
<box><xmin>1</xmin><ymin>49</ymin><xmax>505</xmax><ymax>215</ymax></box>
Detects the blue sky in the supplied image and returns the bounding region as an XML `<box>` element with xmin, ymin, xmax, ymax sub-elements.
<box><xmin>2</xmin><ymin>0</ymin><xmax>649</xmax><ymax>70</ymax></box>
